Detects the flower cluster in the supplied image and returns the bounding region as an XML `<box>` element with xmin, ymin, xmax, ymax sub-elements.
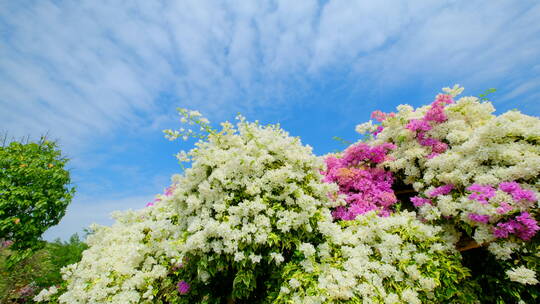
<box><xmin>359</xmin><ymin>85</ymin><xmax>540</xmax><ymax>297</ymax></box>
<box><xmin>322</xmin><ymin>142</ymin><xmax>397</xmax><ymax>220</ymax></box>
<box><xmin>37</xmin><ymin>185</ymin><xmax>184</xmax><ymax>303</ymax></box>
<box><xmin>34</xmin><ymin>286</ymin><xmax>58</xmax><ymax>302</ymax></box>
<box><xmin>163</xmin><ymin>108</ymin><xmax>213</xmax><ymax>142</ymax></box>
<box><xmin>0</xmin><ymin>239</ymin><xmax>13</xmax><ymax>249</ymax></box>
<box><xmin>405</xmin><ymin>93</ymin><xmax>454</xmax><ymax>159</ymax></box>
<box><xmin>411</xmin><ymin>180</ymin><xmax>539</xmax><ymax>243</ymax></box>
<box><xmin>177</xmin><ymin>280</ymin><xmax>190</xmax><ymax>294</ymax></box>
<box><xmin>164</xmin><ymin>116</ymin><xmax>339</xmax><ymax>302</ymax></box>
<box><xmin>275</xmin><ymin>212</ymin><xmax>477</xmax><ymax>303</ymax></box>
<box><xmin>506</xmin><ymin>266</ymin><xmax>539</xmax><ymax>285</ymax></box>
<box><xmin>493</xmin><ymin>212</ymin><xmax>539</xmax><ymax>240</ymax></box>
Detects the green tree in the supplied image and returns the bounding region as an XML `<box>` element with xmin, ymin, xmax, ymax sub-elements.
<box><xmin>42</xmin><ymin>233</ymin><xmax>88</xmax><ymax>285</ymax></box>
<box><xmin>0</xmin><ymin>136</ymin><xmax>75</xmax><ymax>265</ymax></box>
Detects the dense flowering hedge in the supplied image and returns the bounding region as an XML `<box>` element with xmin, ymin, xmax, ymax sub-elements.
<box><xmin>367</xmin><ymin>88</ymin><xmax>539</xmax><ymax>263</ymax></box>
<box><xmin>35</xmin><ymin>86</ymin><xmax>539</xmax><ymax>303</ymax></box>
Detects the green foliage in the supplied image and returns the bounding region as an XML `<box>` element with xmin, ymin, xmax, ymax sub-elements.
<box><xmin>41</xmin><ymin>234</ymin><xmax>88</xmax><ymax>286</ymax></box>
<box><xmin>0</xmin><ymin>137</ymin><xmax>75</xmax><ymax>266</ymax></box>
<box><xmin>0</xmin><ymin>233</ymin><xmax>87</xmax><ymax>303</ymax></box>
<box><xmin>462</xmin><ymin>239</ymin><xmax>540</xmax><ymax>303</ymax></box>
<box><xmin>478</xmin><ymin>88</ymin><xmax>497</xmax><ymax>101</ymax></box>
<box><xmin>1</xmin><ymin>244</ymin><xmax>49</xmax><ymax>303</ymax></box>
<box><xmin>332</xmin><ymin>136</ymin><xmax>352</xmax><ymax>146</ymax></box>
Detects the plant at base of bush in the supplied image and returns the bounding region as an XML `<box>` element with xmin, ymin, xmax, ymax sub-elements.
<box><xmin>1</xmin><ymin>242</ymin><xmax>49</xmax><ymax>303</ymax></box>
<box><xmin>39</xmin><ymin>198</ymin><xmax>183</xmax><ymax>303</ymax></box>
<box><xmin>1</xmin><ymin>233</ymin><xmax>87</xmax><ymax>303</ymax></box>
<box><xmin>40</xmin><ymin>234</ymin><xmax>88</xmax><ymax>287</ymax></box>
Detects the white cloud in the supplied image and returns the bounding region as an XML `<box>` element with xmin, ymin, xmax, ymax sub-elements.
<box><xmin>1</xmin><ymin>0</ymin><xmax>539</xmax><ymax>152</ymax></box>
<box><xmin>312</xmin><ymin>0</ymin><xmax>412</xmax><ymax>70</ymax></box>
<box><xmin>351</xmin><ymin>1</ymin><xmax>540</xmax><ymax>92</ymax></box>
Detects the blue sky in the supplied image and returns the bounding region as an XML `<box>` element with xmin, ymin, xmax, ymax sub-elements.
<box><xmin>1</xmin><ymin>0</ymin><xmax>539</xmax><ymax>240</ymax></box>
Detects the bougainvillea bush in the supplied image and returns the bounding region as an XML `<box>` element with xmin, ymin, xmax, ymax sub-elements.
<box><xmin>35</xmin><ymin>86</ymin><xmax>539</xmax><ymax>303</ymax></box>
<box><xmin>353</xmin><ymin>86</ymin><xmax>540</xmax><ymax>302</ymax></box>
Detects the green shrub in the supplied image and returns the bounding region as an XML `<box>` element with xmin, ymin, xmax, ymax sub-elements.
<box><xmin>0</xmin><ymin>234</ymin><xmax>87</xmax><ymax>303</ymax></box>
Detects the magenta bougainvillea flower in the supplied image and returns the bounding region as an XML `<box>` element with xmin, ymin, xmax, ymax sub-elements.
<box><xmin>468</xmin><ymin>213</ymin><xmax>490</xmax><ymax>224</ymax></box>
<box><xmin>427</xmin><ymin>184</ymin><xmax>454</xmax><ymax>197</ymax></box>
<box><xmin>406</xmin><ymin>119</ymin><xmax>432</xmax><ymax>133</ymax></box>
<box><xmin>466</xmin><ymin>184</ymin><xmax>496</xmax><ymax>203</ymax></box>
<box><xmin>493</xmin><ymin>212</ymin><xmax>540</xmax><ymax>240</ymax></box>
<box><xmin>499</xmin><ymin>182</ymin><xmax>537</xmax><ymax>202</ymax></box>
<box><xmin>405</xmin><ymin>94</ymin><xmax>454</xmax><ymax>157</ymax></box>
<box><xmin>323</xmin><ymin>142</ymin><xmax>397</xmax><ymax>220</ymax></box>
<box><xmin>177</xmin><ymin>280</ymin><xmax>190</xmax><ymax>294</ymax></box>
<box><xmin>496</xmin><ymin>202</ymin><xmax>513</xmax><ymax>214</ymax></box>
<box><xmin>410</xmin><ymin>196</ymin><xmax>432</xmax><ymax>207</ymax></box>
<box><xmin>371</xmin><ymin>110</ymin><xmax>395</xmax><ymax>122</ymax></box>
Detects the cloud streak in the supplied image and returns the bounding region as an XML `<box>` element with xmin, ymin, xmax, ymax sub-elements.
<box><xmin>1</xmin><ymin>0</ymin><xmax>539</xmax><ymax>150</ymax></box>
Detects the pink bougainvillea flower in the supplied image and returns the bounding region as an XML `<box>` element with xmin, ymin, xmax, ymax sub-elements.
<box><xmin>177</xmin><ymin>280</ymin><xmax>190</xmax><ymax>294</ymax></box>
<box><xmin>515</xmin><ymin>212</ymin><xmax>540</xmax><ymax>240</ymax></box>
<box><xmin>372</xmin><ymin>125</ymin><xmax>384</xmax><ymax>136</ymax></box>
<box><xmin>380</xmin><ymin>191</ymin><xmax>397</xmax><ymax>207</ymax></box>
<box><xmin>146</xmin><ymin>198</ymin><xmax>161</xmax><ymax>207</ymax></box>
<box><xmin>431</xmin><ymin>141</ymin><xmax>448</xmax><ymax>153</ymax></box>
<box><xmin>331</xmin><ymin>206</ymin><xmax>349</xmax><ymax>220</ymax></box>
<box><xmin>340</xmin><ymin>142</ymin><xmax>396</xmax><ymax>166</ymax></box>
<box><xmin>424</xmin><ymin>94</ymin><xmax>453</xmax><ymax>123</ymax></box>
<box><xmin>370</xmin><ymin>110</ymin><xmax>395</xmax><ymax>122</ymax></box>
<box><xmin>493</xmin><ymin>212</ymin><xmax>540</xmax><ymax>241</ymax></box>
<box><xmin>434</xmin><ymin>93</ymin><xmax>454</xmax><ymax>105</ymax></box>
<box><xmin>406</xmin><ymin>119</ymin><xmax>432</xmax><ymax>132</ymax></box>
<box><xmin>417</xmin><ymin>133</ymin><xmax>438</xmax><ymax>147</ymax></box>
<box><xmin>466</xmin><ymin>184</ymin><xmax>496</xmax><ymax>203</ymax></box>
<box><xmin>498</xmin><ymin>181</ymin><xmax>520</xmax><ymax>193</ymax></box>
<box><xmin>511</xmin><ymin>188</ymin><xmax>537</xmax><ymax>202</ymax></box>
<box><xmin>172</xmin><ymin>262</ymin><xmax>184</xmax><ymax>271</ymax></box>
<box><xmin>496</xmin><ymin>202</ymin><xmax>513</xmax><ymax>214</ymax></box>
<box><xmin>164</xmin><ymin>185</ymin><xmax>175</xmax><ymax>196</ymax></box>
<box><xmin>427</xmin><ymin>184</ymin><xmax>454</xmax><ymax>197</ymax></box>
<box><xmin>498</xmin><ymin>181</ymin><xmax>537</xmax><ymax>202</ymax></box>
<box><xmin>405</xmin><ymin>95</ymin><xmax>453</xmax><ymax>158</ymax></box>
<box><xmin>468</xmin><ymin>213</ymin><xmax>490</xmax><ymax>224</ymax></box>
<box><xmin>426</xmin><ymin>152</ymin><xmax>440</xmax><ymax>159</ymax></box>
<box><xmin>323</xmin><ymin>142</ymin><xmax>397</xmax><ymax>220</ymax></box>
<box><xmin>410</xmin><ymin>196</ymin><xmax>432</xmax><ymax>207</ymax></box>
